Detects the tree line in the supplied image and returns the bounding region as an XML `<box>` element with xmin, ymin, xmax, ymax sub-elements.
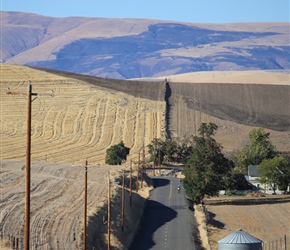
<box><xmin>105</xmin><ymin>123</ymin><xmax>290</xmax><ymax>204</ymax></box>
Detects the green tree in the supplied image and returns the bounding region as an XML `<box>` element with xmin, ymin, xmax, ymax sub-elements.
<box><xmin>105</xmin><ymin>141</ymin><xmax>130</xmax><ymax>165</ymax></box>
<box><xmin>226</xmin><ymin>173</ymin><xmax>253</xmax><ymax>191</ymax></box>
<box><xmin>147</xmin><ymin>137</ymin><xmax>194</xmax><ymax>165</ymax></box>
<box><xmin>258</xmin><ymin>156</ymin><xmax>290</xmax><ymax>194</ymax></box>
<box><xmin>183</xmin><ymin>123</ymin><xmax>234</xmax><ymax>204</ymax></box>
<box><xmin>177</xmin><ymin>136</ymin><xmax>195</xmax><ymax>164</ymax></box>
<box><xmin>235</xmin><ymin>128</ymin><xmax>277</xmax><ymax>173</ymax></box>
<box><xmin>147</xmin><ymin>138</ymin><xmax>165</xmax><ymax>165</ymax></box>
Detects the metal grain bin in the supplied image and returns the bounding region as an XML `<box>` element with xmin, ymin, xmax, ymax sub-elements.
<box><xmin>218</xmin><ymin>228</ymin><xmax>263</xmax><ymax>250</ymax></box>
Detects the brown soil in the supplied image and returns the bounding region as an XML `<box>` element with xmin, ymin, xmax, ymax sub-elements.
<box><xmin>201</xmin><ymin>195</ymin><xmax>290</xmax><ymax>250</ymax></box>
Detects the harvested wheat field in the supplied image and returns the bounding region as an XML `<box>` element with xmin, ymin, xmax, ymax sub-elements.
<box><xmin>1</xmin><ymin>64</ymin><xmax>166</xmax><ymax>164</ymax></box>
<box><xmin>0</xmin><ymin>64</ymin><xmax>162</xmax><ymax>249</ymax></box>
<box><xmin>0</xmin><ymin>159</ymin><xmax>152</xmax><ymax>249</ymax></box>
<box><xmin>202</xmin><ymin>195</ymin><xmax>290</xmax><ymax>250</ymax></box>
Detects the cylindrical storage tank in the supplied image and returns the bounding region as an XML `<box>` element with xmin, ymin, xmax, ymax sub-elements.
<box><xmin>218</xmin><ymin>228</ymin><xmax>263</xmax><ymax>250</ymax></box>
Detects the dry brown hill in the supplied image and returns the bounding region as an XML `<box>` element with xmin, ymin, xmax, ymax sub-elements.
<box><xmin>1</xmin><ymin>64</ymin><xmax>290</xmax><ymax>249</ymax></box>
<box><xmin>2</xmin><ymin>12</ymin><xmax>289</xmax><ymax>79</ymax></box>
<box><xmin>1</xmin><ymin>64</ymin><xmax>289</xmax><ymax>164</ymax></box>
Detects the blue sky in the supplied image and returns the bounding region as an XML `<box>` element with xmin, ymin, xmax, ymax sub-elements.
<box><xmin>1</xmin><ymin>0</ymin><xmax>289</xmax><ymax>23</ymax></box>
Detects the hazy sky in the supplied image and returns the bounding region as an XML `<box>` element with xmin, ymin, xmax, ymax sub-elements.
<box><xmin>1</xmin><ymin>0</ymin><xmax>289</xmax><ymax>23</ymax></box>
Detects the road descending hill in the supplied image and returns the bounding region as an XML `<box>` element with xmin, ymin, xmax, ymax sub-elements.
<box><xmin>1</xmin><ymin>64</ymin><xmax>289</xmax><ymax>249</ymax></box>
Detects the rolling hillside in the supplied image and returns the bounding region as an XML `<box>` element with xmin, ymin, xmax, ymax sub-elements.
<box><xmin>1</xmin><ymin>11</ymin><xmax>289</xmax><ymax>79</ymax></box>
<box><xmin>1</xmin><ymin>64</ymin><xmax>166</xmax><ymax>164</ymax></box>
<box><xmin>1</xmin><ymin>10</ymin><xmax>289</xmax><ymax>250</ymax></box>
<box><xmin>1</xmin><ymin>64</ymin><xmax>289</xmax><ymax>249</ymax></box>
<box><xmin>1</xmin><ymin>64</ymin><xmax>289</xmax><ymax>164</ymax></box>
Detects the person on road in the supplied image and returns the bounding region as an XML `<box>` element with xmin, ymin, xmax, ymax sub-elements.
<box><xmin>178</xmin><ymin>184</ymin><xmax>181</xmax><ymax>193</ymax></box>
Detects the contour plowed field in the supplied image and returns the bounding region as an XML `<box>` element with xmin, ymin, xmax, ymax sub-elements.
<box><xmin>1</xmin><ymin>64</ymin><xmax>166</xmax><ymax>164</ymax></box>
<box><xmin>0</xmin><ymin>160</ymin><xmax>115</xmax><ymax>249</ymax></box>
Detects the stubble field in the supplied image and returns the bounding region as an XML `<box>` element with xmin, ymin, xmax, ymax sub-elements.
<box><xmin>1</xmin><ymin>64</ymin><xmax>289</xmax><ymax>249</ymax></box>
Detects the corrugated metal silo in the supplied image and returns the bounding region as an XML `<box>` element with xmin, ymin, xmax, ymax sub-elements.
<box><xmin>218</xmin><ymin>228</ymin><xmax>263</xmax><ymax>250</ymax></box>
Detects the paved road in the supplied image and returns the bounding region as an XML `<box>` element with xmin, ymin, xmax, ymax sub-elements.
<box><xmin>129</xmin><ymin>177</ymin><xmax>196</xmax><ymax>250</ymax></box>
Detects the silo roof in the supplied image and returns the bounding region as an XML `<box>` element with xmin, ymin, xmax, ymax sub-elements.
<box><xmin>218</xmin><ymin>228</ymin><xmax>262</xmax><ymax>244</ymax></box>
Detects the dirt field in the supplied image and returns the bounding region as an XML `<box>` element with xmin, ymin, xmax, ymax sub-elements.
<box><xmin>203</xmin><ymin>195</ymin><xmax>290</xmax><ymax>250</ymax></box>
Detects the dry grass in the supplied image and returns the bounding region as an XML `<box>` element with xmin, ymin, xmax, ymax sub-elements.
<box><xmin>0</xmin><ymin>159</ymin><xmax>152</xmax><ymax>249</ymax></box>
<box><xmin>0</xmin><ymin>239</ymin><xmax>11</xmax><ymax>250</ymax></box>
<box><xmin>202</xmin><ymin>195</ymin><xmax>290</xmax><ymax>250</ymax></box>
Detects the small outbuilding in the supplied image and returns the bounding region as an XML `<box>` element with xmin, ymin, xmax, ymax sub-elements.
<box><xmin>218</xmin><ymin>228</ymin><xmax>263</xmax><ymax>250</ymax></box>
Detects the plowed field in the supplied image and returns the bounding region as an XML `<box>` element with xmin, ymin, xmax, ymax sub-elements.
<box><xmin>1</xmin><ymin>64</ymin><xmax>166</xmax><ymax>164</ymax></box>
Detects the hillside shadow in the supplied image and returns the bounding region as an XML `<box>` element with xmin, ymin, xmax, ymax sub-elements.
<box><xmin>128</xmin><ymin>199</ymin><xmax>177</xmax><ymax>250</ymax></box>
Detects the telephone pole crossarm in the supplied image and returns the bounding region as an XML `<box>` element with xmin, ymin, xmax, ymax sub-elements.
<box><xmin>6</xmin><ymin>81</ymin><xmax>54</xmax><ymax>250</ymax></box>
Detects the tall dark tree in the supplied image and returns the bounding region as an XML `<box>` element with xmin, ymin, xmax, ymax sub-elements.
<box><xmin>183</xmin><ymin>123</ymin><xmax>233</xmax><ymax>204</ymax></box>
<box><xmin>105</xmin><ymin>141</ymin><xmax>130</xmax><ymax>165</ymax></box>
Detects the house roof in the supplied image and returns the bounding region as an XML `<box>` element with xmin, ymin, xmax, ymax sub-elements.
<box><xmin>248</xmin><ymin>165</ymin><xmax>260</xmax><ymax>177</ymax></box>
<box><xmin>218</xmin><ymin>228</ymin><xmax>262</xmax><ymax>244</ymax></box>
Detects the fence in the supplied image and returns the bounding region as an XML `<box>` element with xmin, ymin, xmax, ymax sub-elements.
<box><xmin>0</xmin><ymin>231</ymin><xmax>75</xmax><ymax>250</ymax></box>
<box><xmin>263</xmin><ymin>235</ymin><xmax>289</xmax><ymax>250</ymax></box>
<box><xmin>0</xmin><ymin>232</ymin><xmax>23</xmax><ymax>250</ymax></box>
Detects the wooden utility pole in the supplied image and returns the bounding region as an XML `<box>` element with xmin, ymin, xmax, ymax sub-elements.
<box><xmin>107</xmin><ymin>172</ymin><xmax>111</xmax><ymax>250</ymax></box>
<box><xmin>136</xmin><ymin>160</ymin><xmax>140</xmax><ymax>193</ymax></box>
<box><xmin>84</xmin><ymin>160</ymin><xmax>88</xmax><ymax>250</ymax></box>
<box><xmin>142</xmin><ymin>147</ymin><xmax>145</xmax><ymax>176</ymax></box>
<box><xmin>140</xmin><ymin>150</ymin><xmax>143</xmax><ymax>188</ymax></box>
<box><xmin>6</xmin><ymin>81</ymin><xmax>53</xmax><ymax>250</ymax></box>
<box><xmin>158</xmin><ymin>148</ymin><xmax>161</xmax><ymax>175</ymax></box>
<box><xmin>7</xmin><ymin>82</ymin><xmax>36</xmax><ymax>250</ymax></box>
<box><xmin>130</xmin><ymin>160</ymin><xmax>132</xmax><ymax>206</ymax></box>
<box><xmin>25</xmin><ymin>82</ymin><xmax>33</xmax><ymax>250</ymax></box>
<box><xmin>121</xmin><ymin>172</ymin><xmax>125</xmax><ymax>231</ymax></box>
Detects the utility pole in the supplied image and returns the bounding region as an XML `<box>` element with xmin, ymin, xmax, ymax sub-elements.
<box><xmin>84</xmin><ymin>160</ymin><xmax>88</xmax><ymax>250</ymax></box>
<box><xmin>6</xmin><ymin>81</ymin><xmax>53</xmax><ymax>250</ymax></box>
<box><xmin>121</xmin><ymin>171</ymin><xmax>125</xmax><ymax>231</ymax></box>
<box><xmin>107</xmin><ymin>172</ymin><xmax>111</xmax><ymax>250</ymax></box>
<box><xmin>136</xmin><ymin>160</ymin><xmax>139</xmax><ymax>193</ymax></box>
<box><xmin>158</xmin><ymin>148</ymin><xmax>161</xmax><ymax>175</ymax></box>
<box><xmin>130</xmin><ymin>160</ymin><xmax>132</xmax><ymax>206</ymax></box>
<box><xmin>142</xmin><ymin>147</ymin><xmax>145</xmax><ymax>176</ymax></box>
<box><xmin>140</xmin><ymin>149</ymin><xmax>143</xmax><ymax>188</ymax></box>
